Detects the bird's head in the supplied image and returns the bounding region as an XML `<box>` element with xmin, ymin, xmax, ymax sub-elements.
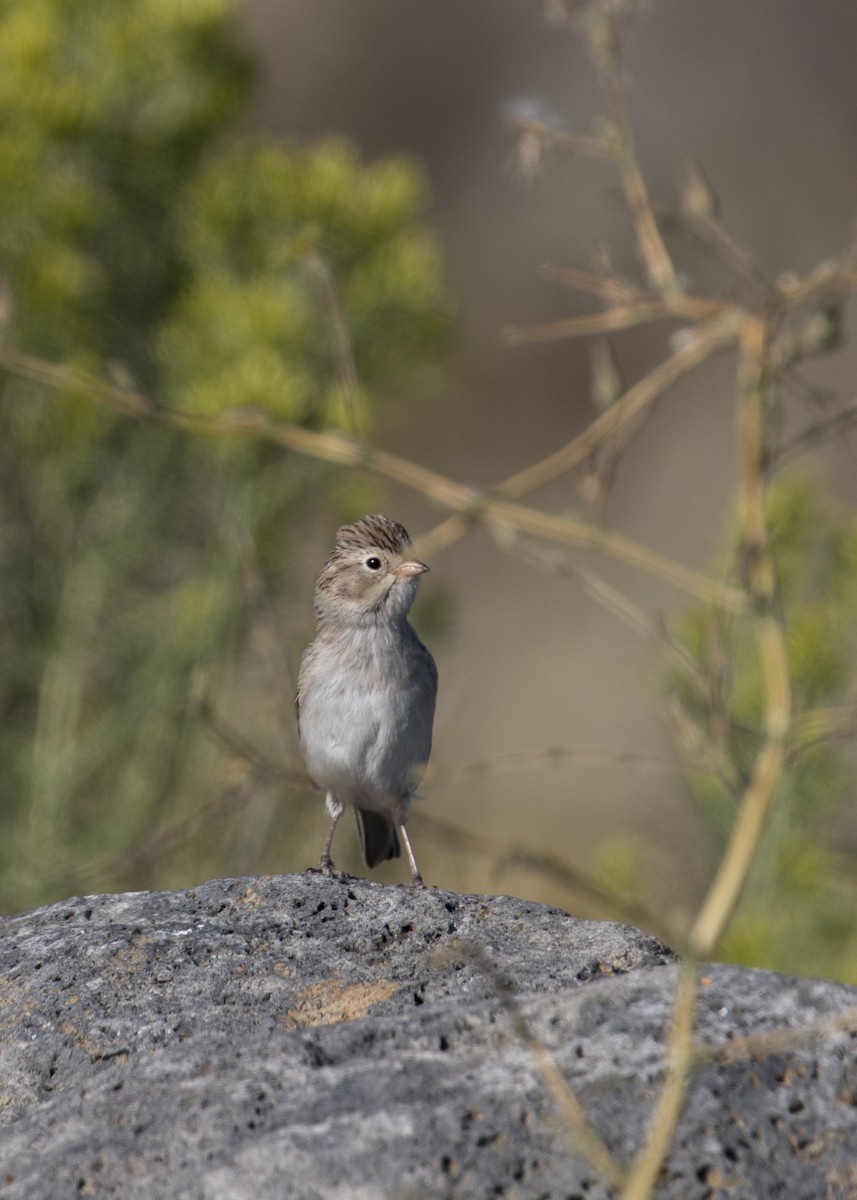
<box><xmin>314</xmin><ymin>514</ymin><xmax>429</xmax><ymax>626</ymax></box>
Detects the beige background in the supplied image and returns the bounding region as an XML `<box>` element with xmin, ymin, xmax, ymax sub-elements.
<box><xmin>241</xmin><ymin>1</ymin><xmax>857</xmax><ymax>914</ymax></box>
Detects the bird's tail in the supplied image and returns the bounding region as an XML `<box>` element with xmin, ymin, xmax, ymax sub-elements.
<box><xmin>354</xmin><ymin>808</ymin><xmax>401</xmax><ymax>868</ymax></box>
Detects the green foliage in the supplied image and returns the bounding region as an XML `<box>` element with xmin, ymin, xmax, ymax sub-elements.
<box><xmin>0</xmin><ymin>0</ymin><xmax>449</xmax><ymax>912</ymax></box>
<box><xmin>669</xmin><ymin>476</ymin><xmax>857</xmax><ymax>982</ymax></box>
<box><xmin>159</xmin><ymin>139</ymin><xmax>447</xmax><ymax>427</ymax></box>
<box><xmin>0</xmin><ymin>0</ymin><xmax>249</xmax><ymax>368</ymax></box>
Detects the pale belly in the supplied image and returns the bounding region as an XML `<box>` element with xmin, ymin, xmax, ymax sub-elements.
<box><xmin>299</xmin><ymin>644</ymin><xmax>433</xmax><ymax>811</ymax></box>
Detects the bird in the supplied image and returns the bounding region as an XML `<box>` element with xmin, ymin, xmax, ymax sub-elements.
<box><xmin>296</xmin><ymin>514</ymin><xmax>438</xmax><ymax>885</ymax></box>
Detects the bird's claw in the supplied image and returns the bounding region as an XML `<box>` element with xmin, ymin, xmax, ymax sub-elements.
<box><xmin>307</xmin><ymin>857</ymin><xmax>348</xmax><ymax>881</ymax></box>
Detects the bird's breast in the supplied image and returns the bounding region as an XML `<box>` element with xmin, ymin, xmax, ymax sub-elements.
<box><xmin>298</xmin><ymin>629</ymin><xmax>434</xmax><ymax>802</ymax></box>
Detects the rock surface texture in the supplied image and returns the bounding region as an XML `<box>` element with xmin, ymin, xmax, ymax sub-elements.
<box><xmin>0</xmin><ymin>873</ymin><xmax>855</xmax><ymax>1198</ymax></box>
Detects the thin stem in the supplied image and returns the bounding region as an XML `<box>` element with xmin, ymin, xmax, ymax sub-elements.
<box><xmin>771</xmin><ymin>397</ymin><xmax>857</xmax><ymax>467</ymax></box>
<box><xmin>497</xmin><ymin>310</ymin><xmax>744</xmax><ymax>499</ymax></box>
<box><xmin>442</xmin><ymin>940</ymin><xmax>627</xmax><ymax>1191</ymax></box>
<box><xmin>688</xmin><ymin>317</ymin><xmax>791</xmax><ymax>960</ymax></box>
<box><xmin>688</xmin><ymin>619</ymin><xmax>790</xmax><ymax>957</ymax></box>
<box><xmin>682</xmin><ymin>215</ymin><xmax>769</xmax><ymax>290</ymax></box>
<box><xmin>429</xmin><ymin>743</ymin><xmax>682</xmax><ymax>789</ymax></box>
<box><xmin>622</xmin><ymin>313</ymin><xmax>791</xmax><ymax>1200</ymax></box>
<box><xmin>0</xmin><ymin>345</ymin><xmax>747</xmax><ymax>610</ymax></box>
<box><xmin>502</xmin><ymin>296</ymin><xmax>726</xmax><ymax>344</ymax></box>
<box><xmin>303</xmin><ymin>249</ymin><xmax>365</xmax><ymax>436</ymax></box>
<box><xmin>601</xmin><ymin>63</ymin><xmax>679</xmax><ymax>294</ymax></box>
<box><xmin>511</xmin><ymin>541</ymin><xmax>706</xmax><ymax>680</ymax></box>
<box><xmin>500</xmin><ymin>847</ymin><xmax>675</xmax><ymax>947</ymax></box>
<box><xmin>538</xmin><ymin>264</ymin><xmax>644</xmax><ymax>301</ymax></box>
<box><xmin>621</xmin><ymin>961</ymin><xmax>699</xmax><ymax>1200</ymax></box>
<box><xmin>704</xmin><ymin>1004</ymin><xmax>857</xmax><ymax>1066</ymax></box>
<box><xmin>486</xmin><ymin>499</ymin><xmax>746</xmax><ymax>609</ymax></box>
<box><xmin>540</xmin><ymin>264</ymin><xmax>724</xmax><ymax>320</ymax></box>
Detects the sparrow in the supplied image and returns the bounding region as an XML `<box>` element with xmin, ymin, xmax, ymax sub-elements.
<box><xmin>296</xmin><ymin>514</ymin><xmax>437</xmax><ymax>885</ymax></box>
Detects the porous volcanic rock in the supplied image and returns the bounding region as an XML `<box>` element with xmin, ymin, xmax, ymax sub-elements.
<box><xmin>0</xmin><ymin>873</ymin><xmax>855</xmax><ymax>1198</ymax></box>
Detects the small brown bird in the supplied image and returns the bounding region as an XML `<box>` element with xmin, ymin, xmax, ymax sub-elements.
<box><xmin>296</xmin><ymin>515</ymin><xmax>438</xmax><ymax>884</ymax></box>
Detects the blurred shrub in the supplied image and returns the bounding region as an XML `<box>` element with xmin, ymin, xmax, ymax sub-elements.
<box><xmin>159</xmin><ymin>139</ymin><xmax>447</xmax><ymax>427</ymax></box>
<box><xmin>0</xmin><ymin>0</ymin><xmax>448</xmax><ymax>911</ymax></box>
<box><xmin>669</xmin><ymin>476</ymin><xmax>857</xmax><ymax>982</ymax></box>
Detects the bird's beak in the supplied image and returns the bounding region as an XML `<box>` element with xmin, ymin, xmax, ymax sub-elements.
<box><xmin>393</xmin><ymin>559</ymin><xmax>430</xmax><ymax>577</ymax></box>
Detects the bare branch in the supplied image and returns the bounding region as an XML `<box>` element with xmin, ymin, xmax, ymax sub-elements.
<box><xmin>539</xmin><ymin>263</ymin><xmax>645</xmax><ymax>301</ymax></box>
<box><xmin>497</xmin><ymin>309</ymin><xmax>744</xmax><ymax>499</ymax></box>
<box><xmin>770</xmin><ymin>398</ymin><xmax>857</xmax><ymax>468</ymax></box>
<box><xmin>0</xmin><ymin>345</ymin><xmax>747</xmax><ymax>611</ymax></box>
<box><xmin>502</xmin><ymin>296</ymin><xmax>726</xmax><ymax>344</ymax></box>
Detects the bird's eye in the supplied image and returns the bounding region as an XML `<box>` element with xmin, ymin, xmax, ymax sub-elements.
<box><xmin>365</xmin><ymin>557</ymin><xmax>382</xmax><ymax>571</ymax></box>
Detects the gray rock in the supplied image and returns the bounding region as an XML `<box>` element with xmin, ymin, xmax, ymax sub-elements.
<box><xmin>0</xmin><ymin>873</ymin><xmax>854</xmax><ymax>1198</ymax></box>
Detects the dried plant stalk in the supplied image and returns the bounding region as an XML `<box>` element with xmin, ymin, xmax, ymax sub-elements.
<box><xmin>622</xmin><ymin>961</ymin><xmax>698</xmax><ymax>1200</ymax></box>
<box><xmin>434</xmin><ymin>939</ymin><xmax>627</xmax><ymax>1191</ymax></box>
<box><xmin>0</xmin><ymin>344</ymin><xmax>746</xmax><ymax>610</ymax></box>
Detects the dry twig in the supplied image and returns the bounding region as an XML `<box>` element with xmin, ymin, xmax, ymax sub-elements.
<box><xmin>434</xmin><ymin>938</ymin><xmax>627</xmax><ymax>1191</ymax></box>
<box><xmin>0</xmin><ymin>344</ymin><xmax>746</xmax><ymax>610</ymax></box>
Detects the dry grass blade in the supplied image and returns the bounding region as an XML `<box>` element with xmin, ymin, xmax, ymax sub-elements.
<box><xmin>774</xmin><ymin>259</ymin><xmax>857</xmax><ymax>308</ymax></box>
<box><xmin>790</xmin><ymin>705</ymin><xmax>857</xmax><ymax>750</ymax></box>
<box><xmin>704</xmin><ymin>1004</ymin><xmax>857</xmax><ymax>1066</ymax></box>
<box><xmin>499</xmin><ymin>847</ymin><xmax>674</xmax><ymax>947</ymax></box>
<box><xmin>433</xmin><ymin>938</ymin><xmax>627</xmax><ymax>1191</ymax></box>
<box><xmin>770</xmin><ymin>397</ymin><xmax>857</xmax><ymax>467</ymax></box>
<box><xmin>541</xmin><ymin>264</ymin><xmax>729</xmax><ymax>321</ymax></box>
<box><xmin>413</xmin><ymin>511</ymin><xmax>477</xmax><ymax>558</ymax></box>
<box><xmin>502</xmin><ymin>297</ymin><xmax>725</xmax><ymax>344</ymax></box>
<box><xmin>504</xmin><ymin>296</ymin><xmax>724</xmax><ymax>345</ymax></box>
<box><xmin>507</xmin><ymin>115</ymin><xmax>614</xmax><ymax>178</ymax></box>
<box><xmin>621</xmin><ymin>961</ymin><xmax>699</xmax><ymax>1200</ymax></box>
<box><xmin>684</xmin><ymin>212</ymin><xmax>769</xmax><ymax>290</ymax></box>
<box><xmin>0</xmin><ymin>346</ymin><xmax>155</xmax><ymax>417</ymax></box>
<box><xmin>407</xmin><ymin>813</ymin><xmax>668</xmax><ymax>933</ymax></box>
<box><xmin>539</xmin><ymin>264</ymin><xmax>645</xmax><ymax>301</ymax></box>
<box><xmin>621</xmin><ymin>310</ymin><xmax>791</xmax><ymax>1199</ymax></box>
<box><xmin>496</xmin><ymin>309</ymin><xmax>744</xmax><ymax>499</ymax></box>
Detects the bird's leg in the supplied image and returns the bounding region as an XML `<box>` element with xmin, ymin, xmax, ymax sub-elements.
<box><xmin>318</xmin><ymin>814</ymin><xmax>340</xmax><ymax>874</ymax></box>
<box><xmin>399</xmin><ymin>824</ymin><xmax>425</xmax><ymax>888</ymax></box>
<box><xmin>309</xmin><ymin>795</ymin><xmax>345</xmax><ymax>877</ymax></box>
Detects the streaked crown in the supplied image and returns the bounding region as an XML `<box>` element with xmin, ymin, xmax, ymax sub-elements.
<box><xmin>314</xmin><ymin>514</ymin><xmax>427</xmax><ymax>626</ymax></box>
<box><xmin>334</xmin><ymin>514</ymin><xmax>412</xmax><ymax>555</ymax></box>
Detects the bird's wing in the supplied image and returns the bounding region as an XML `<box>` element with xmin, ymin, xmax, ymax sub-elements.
<box><xmin>295</xmin><ymin>640</ymin><xmax>318</xmax><ymax>739</ymax></box>
<box><xmin>295</xmin><ymin>641</ymin><xmax>322</xmax><ymax>791</ymax></box>
<box><xmin>409</xmin><ymin>636</ymin><xmax>438</xmax><ymax>769</ymax></box>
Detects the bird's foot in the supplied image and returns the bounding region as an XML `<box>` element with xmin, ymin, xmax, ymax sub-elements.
<box><xmin>407</xmin><ymin>872</ymin><xmax>426</xmax><ymax>889</ymax></box>
<box><xmin>307</xmin><ymin>855</ymin><xmax>348</xmax><ymax>881</ymax></box>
